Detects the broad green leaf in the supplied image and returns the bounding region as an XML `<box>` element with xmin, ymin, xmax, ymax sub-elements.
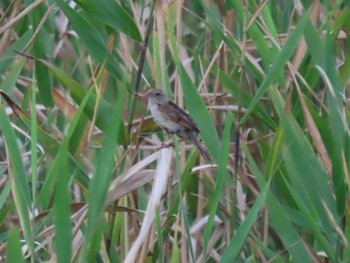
<box><xmin>75</xmin><ymin>0</ymin><xmax>142</xmax><ymax>42</ymax></box>
<box><xmin>0</xmin><ymin>57</ymin><xmax>26</xmax><ymax>93</ymax></box>
<box><xmin>31</xmin><ymin>3</ymin><xmax>54</xmax><ymax>106</ymax></box>
<box><xmin>178</xmin><ymin>63</ymin><xmax>221</xmax><ymax>161</ymax></box>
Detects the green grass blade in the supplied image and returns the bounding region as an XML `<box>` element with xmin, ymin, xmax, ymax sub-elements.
<box><xmin>241</xmin><ymin>8</ymin><xmax>310</xmax><ymax>123</ymax></box>
<box><xmin>0</xmin><ymin>182</ymin><xmax>11</xmax><ymax>211</ymax></box>
<box><xmin>269</xmin><ymin>86</ymin><xmax>338</xmax><ymax>242</ymax></box>
<box><xmin>244</xmin><ymin>143</ymin><xmax>314</xmax><ymax>262</ymax></box>
<box><xmin>53</xmin><ymin>141</ymin><xmax>72</xmax><ymax>263</ymax></box>
<box><xmin>0</xmin><ymin>202</ymin><xmax>13</xmax><ymax>227</ymax></box>
<box><xmin>179</xmin><ymin>63</ymin><xmax>221</xmax><ymax>161</ymax></box>
<box><xmin>45</xmin><ymin>83</ymin><xmax>98</xmax><ymax>261</ymax></box>
<box><xmin>0</xmin><ymin>107</ymin><xmax>34</xmax><ymax>255</ymax></box>
<box><xmin>81</xmin><ymin>88</ymin><xmax>125</xmax><ymax>261</ymax></box>
<box><xmin>282</xmin><ymin>176</ymin><xmax>334</xmax><ymax>259</ymax></box>
<box><xmin>6</xmin><ymin>227</ymin><xmax>25</xmax><ymax>263</ymax></box>
<box><xmin>220</xmin><ymin>181</ymin><xmax>270</xmax><ymax>262</ymax></box>
<box><xmin>265</xmin><ymin>123</ymin><xmax>284</xmax><ymax>179</ymax></box>
<box><xmin>38</xmin><ymin>87</ymin><xmax>95</xmax><ymax>207</ymax></box>
<box><xmin>230</xmin><ymin>1</ymin><xmax>274</xmax><ymax>69</ymax></box>
<box><xmin>304</xmin><ymin>20</ymin><xmax>346</xmax><ymax>215</ymax></box>
<box><xmin>0</xmin><ymin>90</ymin><xmax>90</xmax><ymax>196</ymax></box>
<box><xmin>203</xmin><ymin>112</ymin><xmax>233</xmax><ymax>254</ymax></box>
<box><xmin>0</xmin><ymin>107</ymin><xmax>31</xmax><ymax>205</ymax></box>
<box><xmin>30</xmin><ymin>75</ymin><xmax>38</xmax><ymax>206</ymax></box>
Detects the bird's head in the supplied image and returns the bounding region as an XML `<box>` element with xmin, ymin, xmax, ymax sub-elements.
<box><xmin>145</xmin><ymin>89</ymin><xmax>169</xmax><ymax>104</ymax></box>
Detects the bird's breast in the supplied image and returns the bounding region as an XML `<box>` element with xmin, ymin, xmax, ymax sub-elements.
<box><xmin>148</xmin><ymin>102</ymin><xmax>182</xmax><ymax>132</ymax></box>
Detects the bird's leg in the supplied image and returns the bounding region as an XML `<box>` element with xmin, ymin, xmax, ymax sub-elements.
<box><xmin>157</xmin><ymin>131</ymin><xmax>175</xmax><ymax>150</ymax></box>
<box><xmin>156</xmin><ymin>142</ymin><xmax>174</xmax><ymax>150</ymax></box>
<box><xmin>158</xmin><ymin>135</ymin><xmax>187</xmax><ymax>150</ymax></box>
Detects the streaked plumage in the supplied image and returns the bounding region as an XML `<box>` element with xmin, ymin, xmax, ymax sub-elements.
<box><xmin>145</xmin><ymin>89</ymin><xmax>210</xmax><ymax>160</ymax></box>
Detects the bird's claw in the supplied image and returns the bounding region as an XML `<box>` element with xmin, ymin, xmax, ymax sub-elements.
<box><xmin>156</xmin><ymin>142</ymin><xmax>174</xmax><ymax>150</ymax></box>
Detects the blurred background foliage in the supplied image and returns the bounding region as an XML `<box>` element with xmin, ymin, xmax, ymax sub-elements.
<box><xmin>0</xmin><ymin>0</ymin><xmax>350</xmax><ymax>262</ymax></box>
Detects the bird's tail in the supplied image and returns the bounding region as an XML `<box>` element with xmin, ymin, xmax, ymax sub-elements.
<box><xmin>190</xmin><ymin>134</ymin><xmax>211</xmax><ymax>161</ymax></box>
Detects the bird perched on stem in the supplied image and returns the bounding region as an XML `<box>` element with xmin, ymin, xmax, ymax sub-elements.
<box><xmin>145</xmin><ymin>88</ymin><xmax>211</xmax><ymax>160</ymax></box>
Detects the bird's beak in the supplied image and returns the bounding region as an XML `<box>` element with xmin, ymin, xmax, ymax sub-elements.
<box><xmin>124</xmin><ymin>90</ymin><xmax>143</xmax><ymax>98</ymax></box>
<box><xmin>142</xmin><ymin>87</ymin><xmax>154</xmax><ymax>97</ymax></box>
<box><xmin>144</xmin><ymin>87</ymin><xmax>152</xmax><ymax>95</ymax></box>
<box><xmin>124</xmin><ymin>86</ymin><xmax>144</xmax><ymax>97</ymax></box>
<box><xmin>134</xmin><ymin>92</ymin><xmax>146</xmax><ymax>97</ymax></box>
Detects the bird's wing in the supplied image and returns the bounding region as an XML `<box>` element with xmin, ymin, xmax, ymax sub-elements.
<box><xmin>159</xmin><ymin>101</ymin><xmax>200</xmax><ymax>132</ymax></box>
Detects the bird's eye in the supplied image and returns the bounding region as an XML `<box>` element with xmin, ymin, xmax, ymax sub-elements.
<box><xmin>155</xmin><ymin>92</ymin><xmax>161</xmax><ymax>96</ymax></box>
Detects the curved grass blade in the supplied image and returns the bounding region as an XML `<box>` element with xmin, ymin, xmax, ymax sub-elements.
<box><xmin>0</xmin><ymin>57</ymin><xmax>26</xmax><ymax>93</ymax></box>
<box><xmin>56</xmin><ymin>0</ymin><xmax>122</xmax><ymax>80</ymax></box>
<box><xmin>244</xmin><ymin>141</ymin><xmax>317</xmax><ymax>262</ymax></box>
<box><xmin>241</xmin><ymin>8</ymin><xmax>310</xmax><ymax>124</ymax></box>
<box><xmin>0</xmin><ymin>30</ymin><xmax>32</xmax><ymax>73</ymax></box>
<box><xmin>304</xmin><ymin>20</ymin><xmax>346</xmax><ymax>215</ymax></box>
<box><xmin>0</xmin><ymin>90</ymin><xmax>58</xmax><ymax>149</ymax></box>
<box><xmin>0</xmin><ymin>90</ymin><xmax>90</xmax><ymax>192</ymax></box>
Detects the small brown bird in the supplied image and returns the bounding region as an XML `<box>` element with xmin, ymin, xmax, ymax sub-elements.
<box><xmin>145</xmin><ymin>88</ymin><xmax>211</xmax><ymax>160</ymax></box>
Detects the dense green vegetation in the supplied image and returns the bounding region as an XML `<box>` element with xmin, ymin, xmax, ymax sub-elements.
<box><xmin>0</xmin><ymin>0</ymin><xmax>349</xmax><ymax>262</ymax></box>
